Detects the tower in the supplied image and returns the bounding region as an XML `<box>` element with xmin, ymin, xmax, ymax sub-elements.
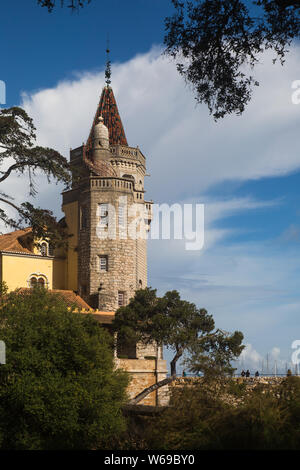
<box><xmin>62</xmin><ymin>76</ymin><xmax>152</xmax><ymax>312</ymax></box>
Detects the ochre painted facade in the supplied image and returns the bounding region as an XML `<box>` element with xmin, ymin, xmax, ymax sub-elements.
<box><xmin>0</xmin><ymin>83</ymin><xmax>168</xmax><ymax>406</ymax></box>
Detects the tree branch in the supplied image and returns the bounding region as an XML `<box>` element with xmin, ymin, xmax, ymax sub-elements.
<box><xmin>0</xmin><ymin>163</ymin><xmax>26</xmax><ymax>184</ymax></box>
<box><xmin>0</xmin><ymin>197</ymin><xmax>24</xmax><ymax>215</ymax></box>
<box><xmin>128</xmin><ymin>376</ymin><xmax>176</xmax><ymax>405</ymax></box>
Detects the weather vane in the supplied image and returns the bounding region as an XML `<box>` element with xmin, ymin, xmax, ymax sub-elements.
<box><xmin>105</xmin><ymin>35</ymin><xmax>111</xmax><ymax>86</ymax></box>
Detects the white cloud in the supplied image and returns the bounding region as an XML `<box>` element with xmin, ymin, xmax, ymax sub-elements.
<box><xmin>234</xmin><ymin>344</ymin><xmax>289</xmax><ymax>375</ymax></box>
<box><xmin>239</xmin><ymin>344</ymin><xmax>262</xmax><ymax>369</ymax></box>
<box><xmin>20</xmin><ymin>45</ymin><xmax>300</xmax><ymax>205</ymax></box>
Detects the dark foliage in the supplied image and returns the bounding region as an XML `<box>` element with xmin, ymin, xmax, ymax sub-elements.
<box><xmin>0</xmin><ymin>285</ymin><xmax>129</xmax><ymax>449</ymax></box>
<box><xmin>164</xmin><ymin>0</ymin><xmax>300</xmax><ymax>119</ymax></box>
<box><xmin>147</xmin><ymin>377</ymin><xmax>300</xmax><ymax>449</ymax></box>
<box><xmin>113</xmin><ymin>288</ymin><xmax>244</xmax><ymax>403</ymax></box>
<box><xmin>37</xmin><ymin>0</ymin><xmax>91</xmax><ymax>12</ymax></box>
<box><xmin>0</xmin><ymin>106</ymin><xmax>72</xmax><ymax>247</ymax></box>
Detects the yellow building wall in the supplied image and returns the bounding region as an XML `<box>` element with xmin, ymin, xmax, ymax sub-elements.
<box><xmin>1</xmin><ymin>254</ymin><xmax>54</xmax><ymax>291</ymax></box>
<box><xmin>53</xmin><ymin>258</ymin><xmax>66</xmax><ymax>290</ymax></box>
<box><xmin>62</xmin><ymin>201</ymin><xmax>78</xmax><ymax>291</ymax></box>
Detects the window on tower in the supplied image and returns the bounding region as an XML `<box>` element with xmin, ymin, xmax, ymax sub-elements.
<box><xmin>118</xmin><ymin>291</ymin><xmax>125</xmax><ymax>307</ymax></box>
<box><xmin>118</xmin><ymin>205</ymin><xmax>126</xmax><ymax>228</ymax></box>
<box><xmin>98</xmin><ymin>203</ymin><xmax>109</xmax><ymax>228</ymax></box>
<box><xmin>99</xmin><ymin>255</ymin><xmax>108</xmax><ymax>272</ymax></box>
<box><xmin>81</xmin><ymin>206</ymin><xmax>88</xmax><ymax>230</ymax></box>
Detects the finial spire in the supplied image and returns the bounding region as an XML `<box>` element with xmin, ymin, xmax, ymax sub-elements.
<box><xmin>105</xmin><ymin>36</ymin><xmax>111</xmax><ymax>86</ymax></box>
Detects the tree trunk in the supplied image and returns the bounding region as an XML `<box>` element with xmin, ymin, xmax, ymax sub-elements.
<box><xmin>128</xmin><ymin>348</ymin><xmax>183</xmax><ymax>405</ymax></box>
<box><xmin>170</xmin><ymin>347</ymin><xmax>183</xmax><ymax>376</ymax></box>
<box><xmin>128</xmin><ymin>375</ymin><xmax>177</xmax><ymax>405</ymax></box>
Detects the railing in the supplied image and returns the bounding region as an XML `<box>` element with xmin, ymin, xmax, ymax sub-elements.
<box><xmin>90</xmin><ymin>177</ymin><xmax>133</xmax><ymax>191</ymax></box>
<box><xmin>167</xmin><ymin>373</ymin><xmax>296</xmax><ymax>378</ymax></box>
<box><xmin>110</xmin><ymin>144</ymin><xmax>145</xmax><ymax>165</ymax></box>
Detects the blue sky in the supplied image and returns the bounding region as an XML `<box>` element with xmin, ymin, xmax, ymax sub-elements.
<box><xmin>1</xmin><ymin>0</ymin><xmax>173</xmax><ymax>106</ymax></box>
<box><xmin>1</xmin><ymin>0</ymin><xmax>300</xmax><ymax>374</ymax></box>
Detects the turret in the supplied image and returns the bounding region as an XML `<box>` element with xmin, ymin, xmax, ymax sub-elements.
<box><xmin>92</xmin><ymin>115</ymin><xmax>110</xmax><ymax>161</ymax></box>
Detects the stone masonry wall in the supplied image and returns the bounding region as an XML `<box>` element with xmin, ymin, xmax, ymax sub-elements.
<box><xmin>116</xmin><ymin>358</ymin><xmax>169</xmax><ymax>406</ymax></box>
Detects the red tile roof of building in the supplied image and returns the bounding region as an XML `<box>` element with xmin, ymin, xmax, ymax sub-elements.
<box><xmin>14</xmin><ymin>288</ymin><xmax>115</xmax><ymax>324</ymax></box>
<box><xmin>15</xmin><ymin>288</ymin><xmax>91</xmax><ymax>309</ymax></box>
<box><xmin>0</xmin><ymin>228</ymin><xmax>33</xmax><ymax>254</ymax></box>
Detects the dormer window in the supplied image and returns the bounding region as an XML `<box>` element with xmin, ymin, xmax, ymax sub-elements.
<box><xmin>40</xmin><ymin>242</ymin><xmax>47</xmax><ymax>256</ymax></box>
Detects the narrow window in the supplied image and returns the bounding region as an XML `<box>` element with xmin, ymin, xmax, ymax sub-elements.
<box><xmin>99</xmin><ymin>255</ymin><xmax>108</xmax><ymax>272</ymax></box>
<box><xmin>40</xmin><ymin>242</ymin><xmax>47</xmax><ymax>256</ymax></box>
<box><xmin>118</xmin><ymin>291</ymin><xmax>125</xmax><ymax>307</ymax></box>
<box><xmin>30</xmin><ymin>277</ymin><xmax>37</xmax><ymax>288</ymax></box>
<box><xmin>81</xmin><ymin>206</ymin><xmax>88</xmax><ymax>229</ymax></box>
<box><xmin>38</xmin><ymin>277</ymin><xmax>45</xmax><ymax>288</ymax></box>
<box><xmin>48</xmin><ymin>244</ymin><xmax>54</xmax><ymax>256</ymax></box>
<box><xmin>99</xmin><ymin>203</ymin><xmax>108</xmax><ymax>228</ymax></box>
<box><xmin>118</xmin><ymin>205</ymin><xmax>125</xmax><ymax>228</ymax></box>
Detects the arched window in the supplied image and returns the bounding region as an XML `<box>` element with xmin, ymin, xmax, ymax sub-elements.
<box><xmin>30</xmin><ymin>277</ymin><xmax>37</xmax><ymax>288</ymax></box>
<box><xmin>38</xmin><ymin>277</ymin><xmax>45</xmax><ymax>288</ymax></box>
<box><xmin>29</xmin><ymin>274</ymin><xmax>48</xmax><ymax>289</ymax></box>
<box><xmin>122</xmin><ymin>174</ymin><xmax>135</xmax><ymax>181</ymax></box>
<box><xmin>40</xmin><ymin>242</ymin><xmax>47</xmax><ymax>256</ymax></box>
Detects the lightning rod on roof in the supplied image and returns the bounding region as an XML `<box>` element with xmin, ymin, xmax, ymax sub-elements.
<box><xmin>105</xmin><ymin>35</ymin><xmax>111</xmax><ymax>86</ymax></box>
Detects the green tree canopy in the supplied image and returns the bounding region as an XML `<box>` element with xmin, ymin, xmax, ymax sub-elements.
<box><xmin>0</xmin><ymin>106</ymin><xmax>71</xmax><ymax>246</ymax></box>
<box><xmin>113</xmin><ymin>288</ymin><xmax>244</xmax><ymax>404</ymax></box>
<box><xmin>0</xmin><ymin>285</ymin><xmax>129</xmax><ymax>449</ymax></box>
<box><xmin>37</xmin><ymin>0</ymin><xmax>91</xmax><ymax>11</ymax></box>
<box><xmin>36</xmin><ymin>0</ymin><xmax>300</xmax><ymax>119</ymax></box>
<box><xmin>147</xmin><ymin>376</ymin><xmax>300</xmax><ymax>450</ymax></box>
<box><xmin>164</xmin><ymin>0</ymin><xmax>300</xmax><ymax>119</ymax></box>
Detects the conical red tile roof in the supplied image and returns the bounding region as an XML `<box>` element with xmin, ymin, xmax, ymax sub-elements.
<box><xmin>86</xmin><ymin>85</ymin><xmax>128</xmax><ymax>149</ymax></box>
